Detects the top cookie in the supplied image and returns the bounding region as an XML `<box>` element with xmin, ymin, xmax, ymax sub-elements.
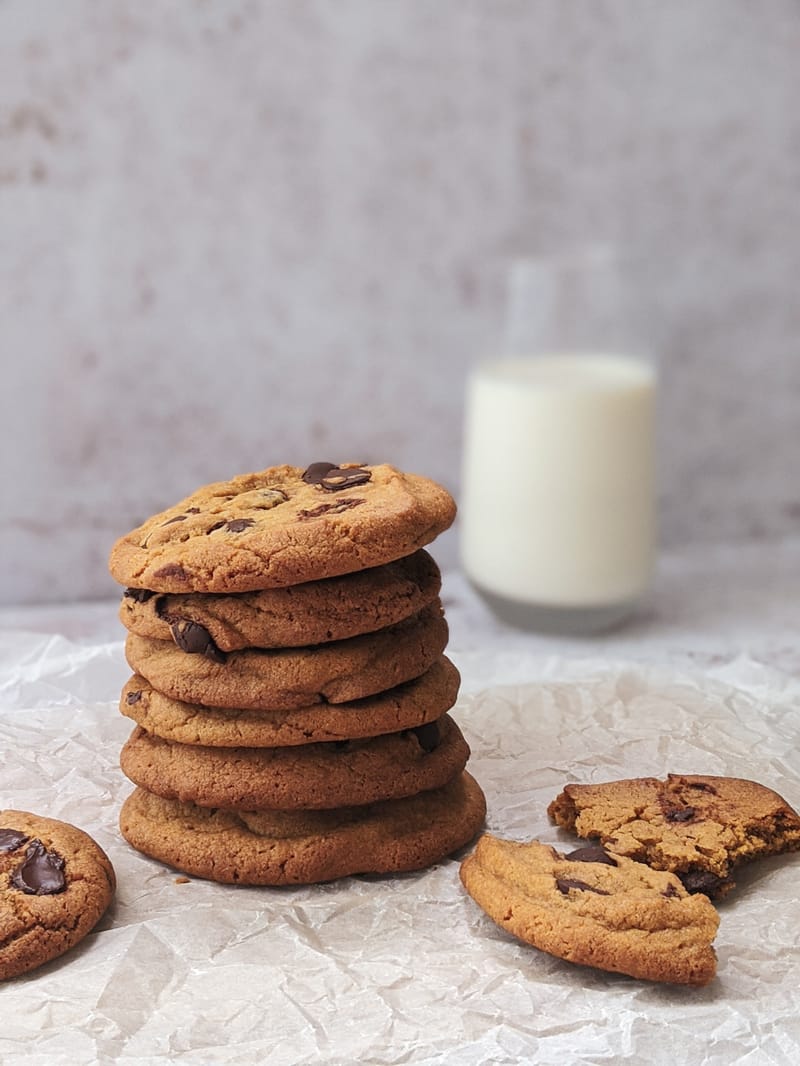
<box><xmin>109</xmin><ymin>463</ymin><xmax>456</xmax><ymax>593</ymax></box>
<box><xmin>548</xmin><ymin>773</ymin><xmax>800</xmax><ymax>898</ymax></box>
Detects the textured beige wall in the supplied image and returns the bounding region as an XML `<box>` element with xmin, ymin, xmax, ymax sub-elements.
<box><xmin>1</xmin><ymin>0</ymin><xmax>798</xmax><ymax>603</ymax></box>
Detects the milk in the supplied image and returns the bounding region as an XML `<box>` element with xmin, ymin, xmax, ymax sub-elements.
<box><xmin>460</xmin><ymin>353</ymin><xmax>656</xmax><ymax>630</ymax></box>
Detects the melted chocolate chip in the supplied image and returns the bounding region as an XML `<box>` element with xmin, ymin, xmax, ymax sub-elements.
<box><xmin>123</xmin><ymin>588</ymin><xmax>157</xmax><ymax>603</ymax></box>
<box><xmin>224</xmin><ymin>518</ymin><xmax>255</xmax><ymax>533</ymax></box>
<box><xmin>662</xmin><ymin>883</ymin><xmax>681</xmax><ymax>898</ymax></box>
<box><xmin>302</xmin><ymin>462</ymin><xmax>338</xmax><ymax>484</ymax></box>
<box><xmin>666</xmin><ymin>806</ymin><xmax>696</xmax><ymax>823</ymax></box>
<box><xmin>11</xmin><ymin>840</ymin><xmax>66</xmax><ymax>895</ymax></box>
<box><xmin>186</xmin><ymin>507</ymin><xmax>201</xmax><ymax>514</ymax></box>
<box><xmin>153</xmin><ymin>563</ymin><xmax>190</xmax><ymax>583</ymax></box>
<box><xmin>169</xmin><ymin>620</ymin><xmax>227</xmax><ymax>663</ymax></box>
<box><xmin>412</xmin><ymin>721</ymin><xmax>441</xmax><ymax>753</ymax></box>
<box><xmin>556</xmin><ymin>877</ymin><xmax>609</xmax><ymax>896</ymax></box>
<box><xmin>298</xmin><ymin>498</ymin><xmax>365</xmax><ymax>521</ymax></box>
<box><xmin>564</xmin><ymin>844</ymin><xmax>618</xmax><ymax>866</ymax></box>
<box><xmin>320</xmin><ymin>467</ymin><xmax>371</xmax><ymax>492</ymax></box>
<box><xmin>0</xmin><ymin>828</ymin><xmax>29</xmax><ymax>853</ymax></box>
<box><xmin>678</xmin><ymin>869</ymin><xmax>730</xmax><ymax>895</ymax></box>
<box><xmin>126</xmin><ymin>690</ymin><xmax>142</xmax><ymax>705</ymax></box>
<box><xmin>163</xmin><ymin>514</ymin><xmax>188</xmax><ymax>525</ymax></box>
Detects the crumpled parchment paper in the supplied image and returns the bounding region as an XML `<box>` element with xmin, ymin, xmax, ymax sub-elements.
<box><xmin>1</xmin><ymin>627</ymin><xmax>799</xmax><ymax>1066</ymax></box>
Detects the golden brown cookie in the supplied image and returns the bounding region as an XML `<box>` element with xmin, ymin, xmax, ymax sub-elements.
<box><xmin>120</xmin><ymin>657</ymin><xmax>460</xmax><ymax>747</ymax></box>
<box><xmin>548</xmin><ymin>774</ymin><xmax>800</xmax><ymax>898</ymax></box>
<box><xmin>119</xmin><ymin>714</ymin><xmax>470</xmax><ymax>810</ymax></box>
<box><xmin>109</xmin><ymin>463</ymin><xmax>456</xmax><ymax>594</ymax></box>
<box><xmin>124</xmin><ymin>602</ymin><xmax>448</xmax><ymax>711</ymax></box>
<box><xmin>0</xmin><ymin>811</ymin><xmax>115</xmax><ymax>980</ymax></box>
<box><xmin>120</xmin><ymin>771</ymin><xmax>486</xmax><ymax>885</ymax></box>
<box><xmin>460</xmin><ymin>835</ymin><xmax>719</xmax><ymax>986</ymax></box>
<box><xmin>119</xmin><ymin>549</ymin><xmax>441</xmax><ymax>652</ymax></box>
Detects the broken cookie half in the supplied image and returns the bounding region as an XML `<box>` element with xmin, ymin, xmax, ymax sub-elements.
<box><xmin>460</xmin><ymin>834</ymin><xmax>719</xmax><ymax>986</ymax></box>
<box><xmin>547</xmin><ymin>774</ymin><xmax>800</xmax><ymax>899</ymax></box>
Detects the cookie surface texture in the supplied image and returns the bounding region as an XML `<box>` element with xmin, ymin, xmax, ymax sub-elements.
<box><xmin>120</xmin><ymin>714</ymin><xmax>470</xmax><ymax>809</ymax></box>
<box><xmin>119</xmin><ymin>549</ymin><xmax>441</xmax><ymax>651</ymax></box>
<box><xmin>547</xmin><ymin>774</ymin><xmax>800</xmax><ymax>898</ymax></box>
<box><xmin>124</xmin><ymin>603</ymin><xmax>448</xmax><ymax>710</ymax></box>
<box><xmin>120</xmin><ymin>657</ymin><xmax>460</xmax><ymax>747</ymax></box>
<box><xmin>460</xmin><ymin>835</ymin><xmax>719</xmax><ymax>986</ymax></box>
<box><xmin>0</xmin><ymin>811</ymin><xmax>115</xmax><ymax>980</ymax></box>
<box><xmin>109</xmin><ymin>463</ymin><xmax>456</xmax><ymax>593</ymax></box>
<box><xmin>120</xmin><ymin>771</ymin><xmax>486</xmax><ymax>885</ymax></box>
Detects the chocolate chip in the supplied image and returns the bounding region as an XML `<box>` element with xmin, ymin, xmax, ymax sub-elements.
<box><xmin>163</xmin><ymin>515</ymin><xmax>188</xmax><ymax>525</ymax></box>
<box><xmin>123</xmin><ymin>588</ymin><xmax>156</xmax><ymax>603</ymax></box>
<box><xmin>302</xmin><ymin>462</ymin><xmax>338</xmax><ymax>484</ymax></box>
<box><xmin>662</xmin><ymin>883</ymin><xmax>681</xmax><ymax>898</ymax></box>
<box><xmin>556</xmin><ymin>877</ymin><xmax>609</xmax><ymax>896</ymax></box>
<box><xmin>411</xmin><ymin>721</ymin><xmax>440</xmax><ymax>753</ymax></box>
<box><xmin>11</xmin><ymin>840</ymin><xmax>66</xmax><ymax>895</ymax></box>
<box><xmin>224</xmin><ymin>518</ymin><xmax>255</xmax><ymax>533</ymax></box>
<box><xmin>186</xmin><ymin>507</ymin><xmax>201</xmax><ymax>514</ymax></box>
<box><xmin>125</xmin><ymin>690</ymin><xmax>142</xmax><ymax>705</ymax></box>
<box><xmin>678</xmin><ymin>869</ymin><xmax>731</xmax><ymax>895</ymax></box>
<box><xmin>169</xmin><ymin>620</ymin><xmax>227</xmax><ymax>663</ymax></box>
<box><xmin>666</xmin><ymin>807</ymin><xmax>696</xmax><ymax>823</ymax></box>
<box><xmin>153</xmin><ymin>563</ymin><xmax>190</xmax><ymax>583</ymax></box>
<box><xmin>564</xmin><ymin>844</ymin><xmax>618</xmax><ymax>866</ymax></box>
<box><xmin>0</xmin><ymin>828</ymin><xmax>29</xmax><ymax>853</ymax></box>
<box><xmin>320</xmin><ymin>467</ymin><xmax>371</xmax><ymax>492</ymax></box>
<box><xmin>297</xmin><ymin>498</ymin><xmax>365</xmax><ymax>521</ymax></box>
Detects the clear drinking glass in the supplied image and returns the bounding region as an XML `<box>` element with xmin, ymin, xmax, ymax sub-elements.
<box><xmin>459</xmin><ymin>246</ymin><xmax>657</xmax><ymax>635</ymax></box>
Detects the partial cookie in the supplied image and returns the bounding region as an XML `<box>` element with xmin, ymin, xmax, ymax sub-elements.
<box><xmin>124</xmin><ymin>602</ymin><xmax>448</xmax><ymax>711</ymax></box>
<box><xmin>548</xmin><ymin>774</ymin><xmax>800</xmax><ymax>898</ymax></box>
<box><xmin>119</xmin><ymin>549</ymin><xmax>441</xmax><ymax>652</ymax></box>
<box><xmin>120</xmin><ymin>771</ymin><xmax>486</xmax><ymax>885</ymax></box>
<box><xmin>120</xmin><ymin>714</ymin><xmax>470</xmax><ymax>810</ymax></box>
<box><xmin>109</xmin><ymin>462</ymin><xmax>456</xmax><ymax>594</ymax></box>
<box><xmin>0</xmin><ymin>811</ymin><xmax>115</xmax><ymax>981</ymax></box>
<box><xmin>121</xmin><ymin>657</ymin><xmax>460</xmax><ymax>747</ymax></box>
<box><xmin>460</xmin><ymin>835</ymin><xmax>719</xmax><ymax>986</ymax></box>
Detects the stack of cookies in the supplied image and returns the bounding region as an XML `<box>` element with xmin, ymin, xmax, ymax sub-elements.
<box><xmin>108</xmin><ymin>462</ymin><xmax>486</xmax><ymax>885</ymax></box>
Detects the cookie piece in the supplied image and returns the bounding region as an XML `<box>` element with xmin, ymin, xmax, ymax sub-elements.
<box><xmin>120</xmin><ymin>657</ymin><xmax>460</xmax><ymax>747</ymax></box>
<box><xmin>119</xmin><ymin>714</ymin><xmax>469</xmax><ymax>810</ymax></box>
<box><xmin>119</xmin><ymin>549</ymin><xmax>441</xmax><ymax>652</ymax></box>
<box><xmin>460</xmin><ymin>835</ymin><xmax>719</xmax><ymax>986</ymax></box>
<box><xmin>548</xmin><ymin>774</ymin><xmax>800</xmax><ymax>898</ymax></box>
<box><xmin>109</xmin><ymin>463</ymin><xmax>456</xmax><ymax>594</ymax></box>
<box><xmin>120</xmin><ymin>771</ymin><xmax>486</xmax><ymax>885</ymax></box>
<box><xmin>0</xmin><ymin>811</ymin><xmax>115</xmax><ymax>980</ymax></box>
<box><xmin>124</xmin><ymin>602</ymin><xmax>448</xmax><ymax>711</ymax></box>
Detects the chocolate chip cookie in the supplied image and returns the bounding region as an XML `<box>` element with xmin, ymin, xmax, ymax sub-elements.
<box><xmin>120</xmin><ymin>714</ymin><xmax>470</xmax><ymax>810</ymax></box>
<box><xmin>0</xmin><ymin>811</ymin><xmax>115</xmax><ymax>980</ymax></box>
<box><xmin>109</xmin><ymin>463</ymin><xmax>456</xmax><ymax>594</ymax></box>
<box><xmin>548</xmin><ymin>774</ymin><xmax>800</xmax><ymax>898</ymax></box>
<box><xmin>121</xmin><ymin>657</ymin><xmax>460</xmax><ymax>747</ymax></box>
<box><xmin>460</xmin><ymin>835</ymin><xmax>719</xmax><ymax>986</ymax></box>
<box><xmin>124</xmin><ymin>602</ymin><xmax>448</xmax><ymax>711</ymax></box>
<box><xmin>119</xmin><ymin>549</ymin><xmax>441</xmax><ymax>652</ymax></box>
<box><xmin>120</xmin><ymin>771</ymin><xmax>486</xmax><ymax>885</ymax></box>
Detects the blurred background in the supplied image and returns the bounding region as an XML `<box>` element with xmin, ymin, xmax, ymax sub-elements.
<box><xmin>1</xmin><ymin>0</ymin><xmax>798</xmax><ymax>605</ymax></box>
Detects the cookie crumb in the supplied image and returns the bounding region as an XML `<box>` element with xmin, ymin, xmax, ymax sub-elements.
<box><xmin>174</xmin><ymin>876</ymin><xmax>191</xmax><ymax>884</ymax></box>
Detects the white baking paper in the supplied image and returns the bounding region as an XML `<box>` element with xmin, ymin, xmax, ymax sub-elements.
<box><xmin>1</xmin><ymin>625</ymin><xmax>799</xmax><ymax>1066</ymax></box>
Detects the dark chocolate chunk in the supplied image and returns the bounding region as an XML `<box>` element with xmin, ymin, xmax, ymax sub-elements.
<box><xmin>11</xmin><ymin>840</ymin><xmax>66</xmax><ymax>895</ymax></box>
<box><xmin>169</xmin><ymin>620</ymin><xmax>227</xmax><ymax>663</ymax></box>
<box><xmin>666</xmin><ymin>806</ymin><xmax>696</xmax><ymax>823</ymax></box>
<box><xmin>0</xmin><ymin>828</ymin><xmax>29</xmax><ymax>853</ymax></box>
<box><xmin>679</xmin><ymin>868</ymin><xmax>731</xmax><ymax>895</ymax></box>
<box><xmin>411</xmin><ymin>721</ymin><xmax>440</xmax><ymax>753</ymax></box>
<box><xmin>564</xmin><ymin>844</ymin><xmax>618</xmax><ymax>866</ymax></box>
<box><xmin>556</xmin><ymin>877</ymin><xmax>610</xmax><ymax>896</ymax></box>
<box><xmin>224</xmin><ymin>518</ymin><xmax>255</xmax><ymax>533</ymax></box>
<box><xmin>320</xmin><ymin>467</ymin><xmax>371</xmax><ymax>492</ymax></box>
<box><xmin>153</xmin><ymin>563</ymin><xmax>190</xmax><ymax>583</ymax></box>
<box><xmin>125</xmin><ymin>690</ymin><xmax>142</xmax><ymax>705</ymax></box>
<box><xmin>302</xmin><ymin>462</ymin><xmax>338</xmax><ymax>484</ymax></box>
<box><xmin>123</xmin><ymin>588</ymin><xmax>157</xmax><ymax>603</ymax></box>
<box><xmin>297</xmin><ymin>498</ymin><xmax>365</xmax><ymax>521</ymax></box>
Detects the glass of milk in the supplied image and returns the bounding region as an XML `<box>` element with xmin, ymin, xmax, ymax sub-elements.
<box><xmin>460</xmin><ymin>247</ymin><xmax>657</xmax><ymax>634</ymax></box>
